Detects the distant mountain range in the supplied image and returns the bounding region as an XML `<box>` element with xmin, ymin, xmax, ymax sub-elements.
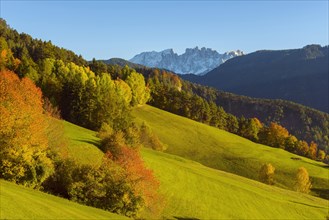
<box><xmin>129</xmin><ymin>47</ymin><xmax>243</xmax><ymax>75</ymax></box>
<box><xmin>182</xmin><ymin>45</ymin><xmax>329</xmax><ymax>113</ymax></box>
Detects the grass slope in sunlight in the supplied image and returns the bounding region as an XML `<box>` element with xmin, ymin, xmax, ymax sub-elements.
<box><xmin>0</xmin><ymin>180</ymin><xmax>127</xmax><ymax>219</ymax></box>
<box><xmin>133</xmin><ymin>105</ymin><xmax>329</xmax><ymax>198</ymax></box>
<box><xmin>142</xmin><ymin>148</ymin><xmax>328</xmax><ymax>219</ymax></box>
<box><xmin>59</xmin><ymin>119</ymin><xmax>328</xmax><ymax>219</ymax></box>
<box><xmin>63</xmin><ymin>120</ymin><xmax>104</xmax><ymax>165</ymax></box>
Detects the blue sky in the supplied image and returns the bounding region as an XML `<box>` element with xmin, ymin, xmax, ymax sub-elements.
<box><xmin>1</xmin><ymin>1</ymin><xmax>328</xmax><ymax>60</ymax></box>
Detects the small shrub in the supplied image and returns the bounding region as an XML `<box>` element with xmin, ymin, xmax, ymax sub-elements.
<box><xmin>259</xmin><ymin>163</ymin><xmax>275</xmax><ymax>185</ymax></box>
<box><xmin>140</xmin><ymin>122</ymin><xmax>167</xmax><ymax>151</ymax></box>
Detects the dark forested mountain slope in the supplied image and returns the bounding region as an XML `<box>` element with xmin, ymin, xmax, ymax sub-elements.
<box><xmin>182</xmin><ymin>45</ymin><xmax>329</xmax><ymax>113</ymax></box>
<box><xmin>100</xmin><ymin>58</ymin><xmax>145</xmax><ymax>69</ymax></box>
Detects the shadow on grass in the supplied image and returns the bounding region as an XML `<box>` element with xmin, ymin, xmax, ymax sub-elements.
<box><xmin>312</xmin><ymin>188</ymin><xmax>329</xmax><ymax>200</ymax></box>
<box><xmin>289</xmin><ymin>200</ymin><xmax>326</xmax><ymax>209</ymax></box>
<box><xmin>301</xmin><ymin>159</ymin><xmax>329</xmax><ymax>169</ymax></box>
<box><xmin>174</xmin><ymin>217</ymin><xmax>200</xmax><ymax>220</ymax></box>
<box><xmin>73</xmin><ymin>139</ymin><xmax>101</xmax><ymax>148</ymax></box>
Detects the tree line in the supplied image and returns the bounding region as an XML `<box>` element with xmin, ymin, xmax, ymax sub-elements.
<box><xmin>136</xmin><ymin>67</ymin><xmax>328</xmax><ymax>163</ymax></box>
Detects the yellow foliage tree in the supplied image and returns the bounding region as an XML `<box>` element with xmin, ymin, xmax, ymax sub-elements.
<box><xmin>308</xmin><ymin>141</ymin><xmax>317</xmax><ymax>160</ymax></box>
<box><xmin>0</xmin><ymin>70</ymin><xmax>53</xmax><ymax>188</ymax></box>
<box><xmin>125</xmin><ymin>71</ymin><xmax>150</xmax><ymax>106</ymax></box>
<box><xmin>295</xmin><ymin>167</ymin><xmax>312</xmax><ymax>193</ymax></box>
<box><xmin>259</xmin><ymin>163</ymin><xmax>275</xmax><ymax>185</ymax></box>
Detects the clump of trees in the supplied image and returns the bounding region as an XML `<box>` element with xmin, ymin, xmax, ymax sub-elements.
<box><xmin>0</xmin><ymin>70</ymin><xmax>54</xmax><ymax>188</ymax></box>
<box><xmin>44</xmin><ymin>151</ymin><xmax>160</xmax><ymax>218</ymax></box>
<box><xmin>38</xmin><ymin>59</ymin><xmax>150</xmax><ymax>131</ymax></box>
<box><xmin>96</xmin><ymin>122</ymin><xmax>162</xmax><ymax>217</ymax></box>
<box><xmin>259</xmin><ymin>163</ymin><xmax>275</xmax><ymax>185</ymax></box>
<box><xmin>1</xmin><ymin>65</ymin><xmax>160</xmax><ymax>217</ymax></box>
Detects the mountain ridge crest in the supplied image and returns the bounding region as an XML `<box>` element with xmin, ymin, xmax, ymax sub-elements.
<box><xmin>129</xmin><ymin>47</ymin><xmax>243</xmax><ymax>75</ymax></box>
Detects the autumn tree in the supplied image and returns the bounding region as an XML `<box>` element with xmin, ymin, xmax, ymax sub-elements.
<box><xmin>0</xmin><ymin>70</ymin><xmax>53</xmax><ymax>188</ymax></box>
<box><xmin>0</xmin><ymin>37</ymin><xmax>20</xmax><ymax>71</ymax></box>
<box><xmin>317</xmin><ymin>150</ymin><xmax>326</xmax><ymax>161</ymax></box>
<box><xmin>259</xmin><ymin>122</ymin><xmax>289</xmax><ymax>149</ymax></box>
<box><xmin>98</xmin><ymin>124</ymin><xmax>162</xmax><ymax>217</ymax></box>
<box><xmin>140</xmin><ymin>122</ymin><xmax>167</xmax><ymax>151</ymax></box>
<box><xmin>284</xmin><ymin>135</ymin><xmax>298</xmax><ymax>153</ymax></box>
<box><xmin>259</xmin><ymin>163</ymin><xmax>275</xmax><ymax>185</ymax></box>
<box><xmin>239</xmin><ymin>117</ymin><xmax>263</xmax><ymax>141</ymax></box>
<box><xmin>308</xmin><ymin>141</ymin><xmax>317</xmax><ymax>160</ymax></box>
<box><xmin>114</xmin><ymin>146</ymin><xmax>161</xmax><ymax>217</ymax></box>
<box><xmin>125</xmin><ymin>70</ymin><xmax>150</xmax><ymax>106</ymax></box>
<box><xmin>43</xmin><ymin>155</ymin><xmax>144</xmax><ymax>218</ymax></box>
<box><xmin>115</xmin><ymin>79</ymin><xmax>132</xmax><ymax>106</ymax></box>
<box><xmin>296</xmin><ymin>140</ymin><xmax>309</xmax><ymax>157</ymax></box>
<box><xmin>295</xmin><ymin>167</ymin><xmax>312</xmax><ymax>193</ymax></box>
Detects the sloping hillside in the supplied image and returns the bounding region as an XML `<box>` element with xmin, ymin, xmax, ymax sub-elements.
<box><xmin>0</xmin><ymin>180</ymin><xmax>127</xmax><ymax>219</ymax></box>
<box><xmin>60</xmin><ymin>111</ymin><xmax>328</xmax><ymax>219</ymax></box>
<box><xmin>142</xmin><ymin>149</ymin><xmax>328</xmax><ymax>219</ymax></box>
<box><xmin>133</xmin><ymin>105</ymin><xmax>329</xmax><ymax>199</ymax></box>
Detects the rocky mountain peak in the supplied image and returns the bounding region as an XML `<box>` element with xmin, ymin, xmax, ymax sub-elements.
<box><xmin>129</xmin><ymin>47</ymin><xmax>243</xmax><ymax>75</ymax></box>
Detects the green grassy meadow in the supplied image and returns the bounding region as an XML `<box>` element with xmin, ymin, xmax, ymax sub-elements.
<box><xmin>61</xmin><ymin>113</ymin><xmax>328</xmax><ymax>219</ymax></box>
<box><xmin>142</xmin><ymin>148</ymin><xmax>328</xmax><ymax>219</ymax></box>
<box><xmin>63</xmin><ymin>120</ymin><xmax>104</xmax><ymax>165</ymax></box>
<box><xmin>2</xmin><ymin>106</ymin><xmax>328</xmax><ymax>219</ymax></box>
<box><xmin>133</xmin><ymin>105</ymin><xmax>329</xmax><ymax>198</ymax></box>
<box><xmin>0</xmin><ymin>179</ymin><xmax>127</xmax><ymax>219</ymax></box>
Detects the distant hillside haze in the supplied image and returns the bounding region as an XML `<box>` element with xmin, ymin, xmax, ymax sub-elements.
<box><xmin>129</xmin><ymin>47</ymin><xmax>243</xmax><ymax>75</ymax></box>
<box><xmin>182</xmin><ymin>45</ymin><xmax>329</xmax><ymax>113</ymax></box>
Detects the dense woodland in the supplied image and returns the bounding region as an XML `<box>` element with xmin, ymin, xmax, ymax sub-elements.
<box><xmin>184</xmin><ymin>80</ymin><xmax>329</xmax><ymax>154</ymax></box>
<box><xmin>0</xmin><ymin>19</ymin><xmax>329</xmax><ymax>217</ymax></box>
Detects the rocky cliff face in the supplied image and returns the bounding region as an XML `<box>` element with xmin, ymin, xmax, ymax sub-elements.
<box><xmin>129</xmin><ymin>47</ymin><xmax>243</xmax><ymax>75</ymax></box>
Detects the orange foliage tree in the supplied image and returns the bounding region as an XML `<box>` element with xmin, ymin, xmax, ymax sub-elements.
<box><xmin>115</xmin><ymin>146</ymin><xmax>160</xmax><ymax>206</ymax></box>
<box><xmin>0</xmin><ymin>70</ymin><xmax>53</xmax><ymax>187</ymax></box>
<box><xmin>259</xmin><ymin>122</ymin><xmax>290</xmax><ymax>149</ymax></box>
<box><xmin>96</xmin><ymin>123</ymin><xmax>163</xmax><ymax>217</ymax></box>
